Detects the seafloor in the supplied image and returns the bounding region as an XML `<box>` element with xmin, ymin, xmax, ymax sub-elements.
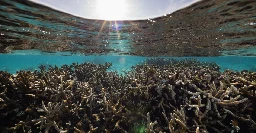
<box><xmin>1</xmin><ymin>58</ymin><xmax>256</xmax><ymax>133</ymax></box>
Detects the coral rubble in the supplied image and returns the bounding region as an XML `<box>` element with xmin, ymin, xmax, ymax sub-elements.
<box><xmin>0</xmin><ymin>58</ymin><xmax>256</xmax><ymax>132</ymax></box>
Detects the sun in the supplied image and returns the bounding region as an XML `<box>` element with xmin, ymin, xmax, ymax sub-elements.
<box><xmin>95</xmin><ymin>0</ymin><xmax>128</xmax><ymax>20</ymax></box>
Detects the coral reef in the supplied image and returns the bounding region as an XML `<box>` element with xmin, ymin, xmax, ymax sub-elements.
<box><xmin>0</xmin><ymin>58</ymin><xmax>256</xmax><ymax>132</ymax></box>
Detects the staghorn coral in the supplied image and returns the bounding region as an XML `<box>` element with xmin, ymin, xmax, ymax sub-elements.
<box><xmin>0</xmin><ymin>58</ymin><xmax>256</xmax><ymax>132</ymax></box>
<box><xmin>33</xmin><ymin>101</ymin><xmax>67</xmax><ymax>132</ymax></box>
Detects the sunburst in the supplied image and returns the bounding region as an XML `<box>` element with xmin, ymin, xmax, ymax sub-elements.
<box><xmin>95</xmin><ymin>0</ymin><xmax>128</xmax><ymax>21</ymax></box>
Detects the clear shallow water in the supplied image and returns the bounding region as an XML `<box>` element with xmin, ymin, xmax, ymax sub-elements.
<box><xmin>1</xmin><ymin>50</ymin><xmax>256</xmax><ymax>74</ymax></box>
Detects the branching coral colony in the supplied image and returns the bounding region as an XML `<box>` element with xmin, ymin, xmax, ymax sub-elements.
<box><xmin>0</xmin><ymin>58</ymin><xmax>256</xmax><ymax>132</ymax></box>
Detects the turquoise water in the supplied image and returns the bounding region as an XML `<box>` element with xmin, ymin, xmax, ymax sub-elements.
<box><xmin>1</xmin><ymin>50</ymin><xmax>256</xmax><ymax>74</ymax></box>
<box><xmin>2</xmin><ymin>0</ymin><xmax>255</xmax><ymax>76</ymax></box>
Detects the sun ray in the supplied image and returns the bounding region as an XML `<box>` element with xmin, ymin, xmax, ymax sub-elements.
<box><xmin>92</xmin><ymin>0</ymin><xmax>139</xmax><ymax>52</ymax></box>
<box><xmin>114</xmin><ymin>21</ymin><xmax>121</xmax><ymax>40</ymax></box>
<box><xmin>97</xmin><ymin>20</ymin><xmax>107</xmax><ymax>37</ymax></box>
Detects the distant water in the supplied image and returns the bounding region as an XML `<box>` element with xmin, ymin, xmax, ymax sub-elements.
<box><xmin>1</xmin><ymin>50</ymin><xmax>256</xmax><ymax>74</ymax></box>
<box><xmin>0</xmin><ymin>0</ymin><xmax>256</xmax><ymax>73</ymax></box>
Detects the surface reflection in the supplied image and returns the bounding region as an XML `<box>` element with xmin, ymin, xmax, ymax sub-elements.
<box><xmin>0</xmin><ymin>0</ymin><xmax>256</xmax><ymax>56</ymax></box>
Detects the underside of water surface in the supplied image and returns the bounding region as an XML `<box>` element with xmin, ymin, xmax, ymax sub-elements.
<box><xmin>1</xmin><ymin>0</ymin><xmax>256</xmax><ymax>133</ymax></box>
<box><xmin>0</xmin><ymin>0</ymin><xmax>256</xmax><ymax>56</ymax></box>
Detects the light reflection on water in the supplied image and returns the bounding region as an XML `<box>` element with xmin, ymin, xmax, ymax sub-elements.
<box><xmin>1</xmin><ymin>0</ymin><xmax>256</xmax><ymax>56</ymax></box>
<box><xmin>0</xmin><ymin>0</ymin><xmax>256</xmax><ymax>73</ymax></box>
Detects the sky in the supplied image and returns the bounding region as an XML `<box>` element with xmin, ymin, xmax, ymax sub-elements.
<box><xmin>29</xmin><ymin>0</ymin><xmax>200</xmax><ymax>20</ymax></box>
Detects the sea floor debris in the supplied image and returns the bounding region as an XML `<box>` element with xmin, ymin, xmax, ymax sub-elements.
<box><xmin>0</xmin><ymin>58</ymin><xmax>256</xmax><ymax>133</ymax></box>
